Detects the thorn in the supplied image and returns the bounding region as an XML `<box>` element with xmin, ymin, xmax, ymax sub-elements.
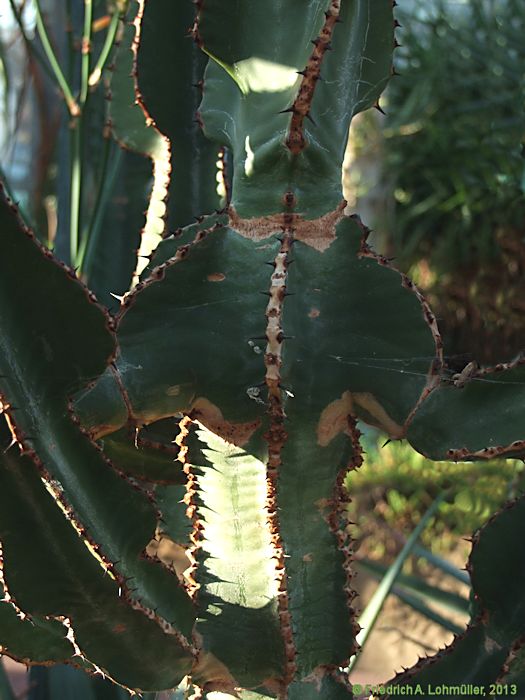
<box><xmin>110</xmin><ymin>293</ymin><xmax>124</xmax><ymax>302</ymax></box>
<box><xmin>382</xmin><ymin>438</ymin><xmax>392</xmax><ymax>448</ymax></box>
<box><xmin>279</xmin><ymin>107</ymin><xmax>296</xmax><ymax>115</ymax></box>
<box><xmin>3</xmin><ymin>437</ymin><xmax>16</xmax><ymax>453</ymax></box>
<box><xmin>305</xmin><ymin>112</ymin><xmax>317</xmax><ymax>125</ymax></box>
<box><xmin>374</xmin><ymin>101</ymin><xmax>386</xmax><ymax>115</ymax></box>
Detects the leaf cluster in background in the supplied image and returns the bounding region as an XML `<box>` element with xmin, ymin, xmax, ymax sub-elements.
<box><xmin>347</xmin><ymin>427</ymin><xmax>525</xmax><ymax>559</ymax></box>
<box><xmin>384</xmin><ymin>0</ymin><xmax>525</xmax><ymax>270</ymax></box>
<box><xmin>348</xmin><ymin>0</ymin><xmax>525</xmax><ymax>363</ymax></box>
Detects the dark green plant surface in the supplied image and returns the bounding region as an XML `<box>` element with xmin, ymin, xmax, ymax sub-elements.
<box><xmin>1</xmin><ymin>1</ymin><xmax>525</xmax><ymax>698</ymax></box>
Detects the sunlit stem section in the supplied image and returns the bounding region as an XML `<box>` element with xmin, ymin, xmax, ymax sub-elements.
<box><xmin>70</xmin><ymin>0</ymin><xmax>94</xmax><ymax>265</ymax></box>
<box><xmin>88</xmin><ymin>9</ymin><xmax>122</xmax><ymax>88</ymax></box>
<box><xmin>132</xmin><ymin>140</ymin><xmax>172</xmax><ymax>285</ymax></box>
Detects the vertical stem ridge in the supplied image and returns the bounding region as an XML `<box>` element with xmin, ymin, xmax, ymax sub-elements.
<box><xmin>286</xmin><ymin>0</ymin><xmax>342</xmax><ymax>154</ymax></box>
<box><xmin>328</xmin><ymin>417</ymin><xmax>363</xmax><ymax>666</ymax></box>
<box><xmin>263</xmin><ymin>220</ymin><xmax>297</xmax><ymax>691</ymax></box>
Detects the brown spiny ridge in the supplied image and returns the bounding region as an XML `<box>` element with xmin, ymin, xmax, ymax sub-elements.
<box><xmin>262</xmin><ymin>218</ymin><xmax>297</xmax><ymax>688</ymax></box>
<box><xmin>354</xmin><ymin>213</ymin><xmax>445</xmax><ymax>433</ymax></box>
<box><xmin>190</xmin><ymin>0</ymin><xmax>204</xmax><ymax>47</ymax></box>
<box><xmin>110</xmin><ymin>363</ymin><xmax>138</xmax><ymax>429</ymax></box>
<box><xmin>327</xmin><ymin>416</ymin><xmax>363</xmax><ymax>664</ymax></box>
<box><xmin>118</xmin><ymin>218</ymin><xmax>224</xmax><ymax>316</ymax></box>
<box><xmin>447</xmin><ymin>440</ymin><xmax>525</xmax><ymax>462</ymax></box>
<box><xmin>285</xmin><ymin>0</ymin><xmax>341</xmax><ymax>154</ymax></box>
<box><xmin>494</xmin><ymin>635</ymin><xmax>525</xmax><ymax>687</ymax></box>
<box><xmin>126</xmin><ymin>594</ymin><xmax>196</xmax><ymax>656</ymax></box>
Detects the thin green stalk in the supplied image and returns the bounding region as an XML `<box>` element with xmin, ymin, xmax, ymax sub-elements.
<box><xmin>88</xmin><ymin>8</ymin><xmax>122</xmax><ymax>88</ymax></box>
<box><xmin>79</xmin><ymin>0</ymin><xmax>93</xmax><ymax>107</ymax></box>
<box><xmin>78</xmin><ymin>139</ymin><xmax>123</xmax><ymax>279</ymax></box>
<box><xmin>70</xmin><ymin>0</ymin><xmax>94</xmax><ymax>265</ymax></box>
<box><xmin>69</xmin><ymin>123</ymin><xmax>82</xmax><ymax>264</ymax></box>
<box><xmin>347</xmin><ymin>492</ymin><xmax>447</xmax><ymax>673</ymax></box>
<box><xmin>34</xmin><ymin>0</ymin><xmax>79</xmax><ymax>116</ymax></box>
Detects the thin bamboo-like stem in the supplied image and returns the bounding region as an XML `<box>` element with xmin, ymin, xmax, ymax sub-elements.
<box><xmin>88</xmin><ymin>9</ymin><xmax>122</xmax><ymax>88</ymax></box>
<box><xmin>69</xmin><ymin>122</ymin><xmax>83</xmax><ymax>264</ymax></box>
<box><xmin>77</xmin><ymin>136</ymin><xmax>123</xmax><ymax>279</ymax></box>
<box><xmin>34</xmin><ymin>0</ymin><xmax>79</xmax><ymax>116</ymax></box>
<box><xmin>70</xmin><ymin>0</ymin><xmax>94</xmax><ymax>265</ymax></box>
<box><xmin>79</xmin><ymin>0</ymin><xmax>93</xmax><ymax>106</ymax></box>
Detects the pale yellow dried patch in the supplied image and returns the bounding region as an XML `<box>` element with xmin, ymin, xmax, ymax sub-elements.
<box><xmin>308</xmin><ymin>307</ymin><xmax>320</xmax><ymax>318</ymax></box>
<box><xmin>317</xmin><ymin>391</ymin><xmax>354</xmax><ymax>446</ymax></box>
<box><xmin>207</xmin><ymin>272</ymin><xmax>226</xmax><ymax>282</ymax></box>
<box><xmin>146</xmin><ymin>534</ymin><xmax>190</xmax><ymax>581</ymax></box>
<box><xmin>190</xmin><ymin>397</ymin><xmax>260</xmax><ymax>447</ymax></box>
<box><xmin>352</xmin><ymin>392</ymin><xmax>404</xmax><ymax>438</ymax></box>
<box><xmin>317</xmin><ymin>391</ymin><xmax>404</xmax><ymax>445</ymax></box>
<box><xmin>165</xmin><ymin>385</ymin><xmax>181</xmax><ymax>396</ymax></box>
<box><xmin>228</xmin><ymin>201</ymin><xmax>346</xmax><ymax>252</ymax></box>
<box><xmin>192</xmin><ymin>633</ymin><xmax>238</xmax><ymax>696</ymax></box>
